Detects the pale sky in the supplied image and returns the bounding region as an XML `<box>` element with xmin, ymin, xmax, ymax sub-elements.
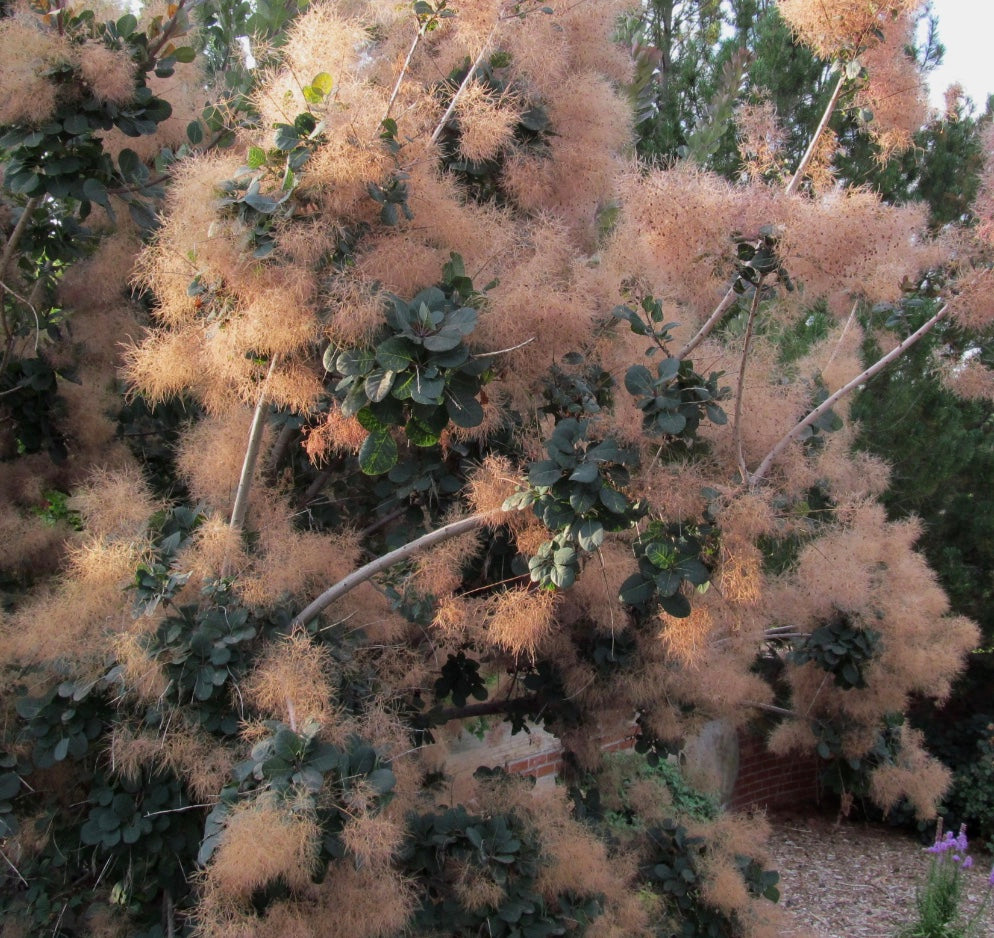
<box><xmin>926</xmin><ymin>0</ymin><xmax>994</xmax><ymax>110</ymax></box>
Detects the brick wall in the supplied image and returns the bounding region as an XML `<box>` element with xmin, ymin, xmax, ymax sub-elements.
<box><xmin>443</xmin><ymin>720</ymin><xmax>820</xmax><ymax>813</ymax></box>
<box><xmin>729</xmin><ymin>731</ymin><xmax>820</xmax><ymax>812</ymax></box>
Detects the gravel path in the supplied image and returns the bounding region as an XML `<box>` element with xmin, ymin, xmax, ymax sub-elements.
<box><xmin>766</xmin><ymin>812</ymin><xmax>994</xmax><ymax>938</ymax></box>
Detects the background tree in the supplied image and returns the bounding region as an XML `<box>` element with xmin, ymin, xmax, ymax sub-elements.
<box><xmin>0</xmin><ymin>1</ymin><xmax>991</xmax><ymax>936</ymax></box>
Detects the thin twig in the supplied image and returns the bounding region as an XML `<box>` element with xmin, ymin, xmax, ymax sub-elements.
<box><xmin>0</xmin><ymin>281</ymin><xmax>41</xmax><ymax>353</ymax></box>
<box><xmin>749</xmin><ymin>304</ymin><xmax>949</xmax><ymax>486</ymax></box>
<box><xmin>678</xmin><ymin>70</ymin><xmax>848</xmax><ymax>360</ymax></box>
<box><xmin>822</xmin><ymin>300</ymin><xmax>858</xmax><ymax>375</ymax></box>
<box><xmin>266</xmin><ymin>420</ymin><xmax>297</xmax><ymax>483</ymax></box>
<box><xmin>428</xmin><ymin>28</ymin><xmax>497</xmax><ymax>146</ymax></box>
<box><xmin>1</xmin><ymin>846</ymin><xmax>28</xmax><ymax>887</ymax></box>
<box><xmin>0</xmin><ymin>197</ymin><xmax>39</xmax><ymax>284</ymax></box>
<box><xmin>473</xmin><ymin>336</ymin><xmax>536</xmax><ymax>358</ymax></box>
<box><xmin>745</xmin><ymin>700</ymin><xmax>797</xmax><ymax>718</ymax></box>
<box><xmin>384</xmin><ymin>27</ymin><xmax>423</xmax><ymax>122</ymax></box>
<box><xmin>358</xmin><ymin>505</ymin><xmax>408</xmax><ymax>538</ymax></box>
<box><xmin>733</xmin><ymin>281</ymin><xmax>763</xmax><ymax>481</ymax></box>
<box><xmin>302</xmin><ymin>468</ymin><xmax>331</xmax><ymax>503</ymax></box>
<box><xmin>146</xmin><ymin>0</ymin><xmax>191</xmax><ymax>62</ymax></box>
<box><xmin>144</xmin><ymin>802</ymin><xmax>217</xmax><ymax>819</ymax></box>
<box><xmin>0</xmin><ymin>197</ymin><xmax>40</xmax><ymax>374</ymax></box>
<box><xmin>676</xmin><ymin>284</ymin><xmax>740</xmax><ymax>361</ymax></box>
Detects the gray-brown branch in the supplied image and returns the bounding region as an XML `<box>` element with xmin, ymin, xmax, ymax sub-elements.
<box><xmin>292</xmin><ymin>512</ymin><xmax>497</xmax><ymax>628</ymax></box>
<box><xmin>749</xmin><ymin>303</ymin><xmax>949</xmax><ymax>486</ymax></box>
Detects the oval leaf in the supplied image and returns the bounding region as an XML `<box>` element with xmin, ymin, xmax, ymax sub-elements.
<box><xmin>358</xmin><ymin>430</ymin><xmax>398</xmax><ymax>475</ymax></box>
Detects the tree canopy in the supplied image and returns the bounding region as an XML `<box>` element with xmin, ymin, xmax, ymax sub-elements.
<box><xmin>0</xmin><ymin>0</ymin><xmax>992</xmax><ymax>935</ymax></box>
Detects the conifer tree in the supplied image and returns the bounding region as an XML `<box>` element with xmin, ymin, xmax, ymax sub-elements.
<box><xmin>0</xmin><ymin>1</ymin><xmax>991</xmax><ymax>935</ymax></box>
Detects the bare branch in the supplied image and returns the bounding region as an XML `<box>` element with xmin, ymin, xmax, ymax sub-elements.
<box><xmin>785</xmin><ymin>71</ymin><xmax>846</xmax><ymax>196</ymax></box>
<box><xmin>228</xmin><ymin>356</ymin><xmax>279</xmax><ymax>537</ymax></box>
<box><xmin>292</xmin><ymin>512</ymin><xmax>500</xmax><ymax>628</ymax></box>
<box><xmin>429</xmin><ymin>28</ymin><xmax>497</xmax><ymax>146</ymax></box>
<box><xmin>0</xmin><ymin>197</ymin><xmax>39</xmax><ymax>284</ymax></box>
<box><xmin>384</xmin><ymin>27</ymin><xmax>423</xmax><ymax>122</ymax></box>
<box><xmin>678</xmin><ymin>71</ymin><xmax>848</xmax><ymax>360</ymax></box>
<box><xmin>733</xmin><ymin>281</ymin><xmax>764</xmax><ymax>481</ymax></box>
<box><xmin>749</xmin><ymin>304</ymin><xmax>948</xmax><ymax>486</ymax></box>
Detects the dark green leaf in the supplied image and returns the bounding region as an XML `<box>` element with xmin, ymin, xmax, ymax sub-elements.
<box><xmin>445</xmin><ymin>391</ymin><xmax>483</xmax><ymax>428</ymax></box>
<box><xmin>63</xmin><ymin>113</ymin><xmax>91</xmax><ymax>135</ymax></box>
<box><xmin>0</xmin><ymin>773</ymin><xmax>19</xmax><ymax>801</ymax></box>
<box><xmin>653</xmin><ymin>412</ymin><xmax>687</xmax><ymax>435</ymax></box>
<box><xmin>575</xmin><ymin>519</ymin><xmax>605</xmax><ymax>552</ymax></box>
<box><xmin>619</xmin><ymin>573</ymin><xmax>653</xmax><ymax>606</ymax></box>
<box><xmin>364</xmin><ymin>368</ymin><xmax>396</xmax><ymax>403</ymax></box>
<box><xmin>625</xmin><ymin>365</ymin><xmax>654</xmax><ymax>397</ymax></box>
<box><xmin>409</xmin><ymin>373</ymin><xmax>444</xmax><ymax>405</ymax></box>
<box><xmin>656</xmin><ymin>357</ymin><xmax>680</xmax><ymax>382</ymax></box>
<box><xmin>528</xmin><ymin>461</ymin><xmax>563</xmax><ymax>487</ymax></box>
<box><xmin>375</xmin><ymin>335</ymin><xmax>418</xmax><ymax>372</ymax></box>
<box><xmin>599</xmin><ymin>486</ymin><xmax>628</xmax><ymax>515</ymax></box>
<box><xmin>659</xmin><ymin>591</ymin><xmax>691</xmax><ymax>618</ymax></box>
<box><xmin>82</xmin><ymin>178</ymin><xmax>109</xmax><ymax>207</ymax></box>
<box><xmin>358</xmin><ymin>430</ymin><xmax>398</xmax><ymax>475</ymax></box>
<box><xmin>568</xmin><ymin>462</ymin><xmax>599</xmax><ymax>484</ymax></box>
<box><xmin>117</xmin><ymin>12</ymin><xmax>137</xmax><ymax>35</ymax></box>
<box><xmin>118</xmin><ymin>148</ymin><xmax>142</xmax><ymax>179</ymax></box>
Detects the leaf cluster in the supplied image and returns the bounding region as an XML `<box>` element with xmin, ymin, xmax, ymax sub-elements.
<box><xmin>791</xmin><ymin>611</ymin><xmax>883</xmax><ymax>690</ymax></box>
<box><xmin>436</xmin><ymin>58</ymin><xmax>552</xmax><ymax>204</ymax></box>
<box><xmin>217</xmin><ymin>101</ymin><xmax>327</xmax><ymax>256</ymax></box>
<box><xmin>504</xmin><ymin>418</ymin><xmax>642</xmax><ymax>589</ymax></box>
<box><xmin>400</xmin><ymin>803</ymin><xmax>600</xmax><ymax>937</ymax></box>
<box><xmin>612</xmin><ymin>295</ymin><xmax>730</xmax><ymax>438</ymax></box>
<box><xmin>641</xmin><ymin>819</ymin><xmax>779</xmax><ymax>938</ymax></box>
<box><xmin>620</xmin><ymin>521</ymin><xmax>716</xmax><ymax>619</ymax></box>
<box><xmin>326</xmin><ymin>260</ymin><xmax>488</xmax><ymax>475</ymax></box>
<box><xmin>200</xmin><ymin>722</ymin><xmax>396</xmax><ymax>867</ymax></box>
<box><xmin>0</xmin><ymin>8</ymin><xmax>178</xmax><ymax>215</ymax></box>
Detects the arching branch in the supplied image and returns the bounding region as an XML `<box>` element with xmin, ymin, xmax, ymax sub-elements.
<box><xmin>292</xmin><ymin>511</ymin><xmax>498</xmax><ymax>628</ymax></box>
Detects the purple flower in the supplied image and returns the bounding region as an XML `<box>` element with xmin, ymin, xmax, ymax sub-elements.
<box><xmin>962</xmin><ymin>856</ymin><xmax>974</xmax><ymax>870</ymax></box>
<box><xmin>989</xmin><ymin>866</ymin><xmax>994</xmax><ymax>887</ymax></box>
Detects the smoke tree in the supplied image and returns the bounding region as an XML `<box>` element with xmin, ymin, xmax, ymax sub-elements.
<box><xmin>0</xmin><ymin>0</ymin><xmax>991</xmax><ymax>935</ymax></box>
